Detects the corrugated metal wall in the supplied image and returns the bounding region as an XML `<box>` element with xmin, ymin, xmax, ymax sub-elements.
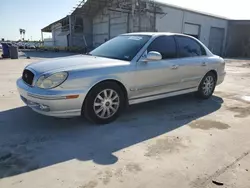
<box><xmin>93</xmin><ymin>8</ymin><xmax>110</xmax><ymax>47</ymax></box>
<box><xmin>51</xmin><ymin>23</ymin><xmax>68</xmax><ymax>47</ymax></box>
<box><xmin>110</xmin><ymin>11</ymin><xmax>128</xmax><ymax>38</ymax></box>
<box><xmin>92</xmin><ymin>5</ymin><xmax>155</xmax><ymax>48</ymax></box>
<box><xmin>68</xmin><ymin>0</ymin><xmax>229</xmax><ymax>55</ymax></box>
<box><xmin>155</xmin><ymin>4</ymin><xmax>228</xmax><ymax>55</ymax></box>
<box><xmin>208</xmin><ymin>27</ymin><xmax>225</xmax><ymax>55</ymax></box>
<box><xmin>93</xmin><ymin>8</ymin><xmax>129</xmax><ymax>47</ymax></box>
<box><xmin>71</xmin><ymin>16</ymin><xmax>93</xmax><ymax>48</ymax></box>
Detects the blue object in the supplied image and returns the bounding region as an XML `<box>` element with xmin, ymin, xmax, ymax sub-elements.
<box><xmin>1</xmin><ymin>43</ymin><xmax>10</xmax><ymax>58</ymax></box>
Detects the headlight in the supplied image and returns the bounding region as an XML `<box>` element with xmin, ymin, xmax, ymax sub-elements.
<box><xmin>36</xmin><ymin>72</ymin><xmax>68</xmax><ymax>89</ymax></box>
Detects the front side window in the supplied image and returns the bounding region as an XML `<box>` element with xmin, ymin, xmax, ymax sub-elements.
<box><xmin>175</xmin><ymin>36</ymin><xmax>206</xmax><ymax>58</ymax></box>
<box><xmin>147</xmin><ymin>36</ymin><xmax>177</xmax><ymax>59</ymax></box>
<box><xmin>90</xmin><ymin>35</ymin><xmax>151</xmax><ymax>61</ymax></box>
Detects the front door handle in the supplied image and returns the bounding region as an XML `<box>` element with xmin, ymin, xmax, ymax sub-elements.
<box><xmin>202</xmin><ymin>62</ymin><xmax>207</xmax><ymax>66</ymax></box>
<box><xmin>171</xmin><ymin>65</ymin><xmax>179</xmax><ymax>69</ymax></box>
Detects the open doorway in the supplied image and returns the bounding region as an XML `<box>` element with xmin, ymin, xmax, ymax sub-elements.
<box><xmin>226</xmin><ymin>20</ymin><xmax>250</xmax><ymax>58</ymax></box>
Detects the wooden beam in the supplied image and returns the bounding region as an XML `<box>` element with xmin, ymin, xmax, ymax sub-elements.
<box><xmin>108</xmin><ymin>8</ymin><xmax>131</xmax><ymax>13</ymax></box>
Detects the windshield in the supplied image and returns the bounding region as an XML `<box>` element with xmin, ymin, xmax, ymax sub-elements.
<box><xmin>90</xmin><ymin>35</ymin><xmax>151</xmax><ymax>61</ymax></box>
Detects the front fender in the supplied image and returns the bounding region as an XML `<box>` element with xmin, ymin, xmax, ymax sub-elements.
<box><xmin>85</xmin><ymin>75</ymin><xmax>129</xmax><ymax>96</ymax></box>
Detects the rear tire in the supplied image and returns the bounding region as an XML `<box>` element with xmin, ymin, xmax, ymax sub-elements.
<box><xmin>196</xmin><ymin>72</ymin><xmax>216</xmax><ymax>99</ymax></box>
<box><xmin>83</xmin><ymin>81</ymin><xmax>125</xmax><ymax>125</ymax></box>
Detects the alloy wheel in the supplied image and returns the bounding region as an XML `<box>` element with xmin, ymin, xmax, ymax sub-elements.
<box><xmin>93</xmin><ymin>89</ymin><xmax>120</xmax><ymax>119</ymax></box>
<box><xmin>202</xmin><ymin>76</ymin><xmax>215</xmax><ymax>96</ymax></box>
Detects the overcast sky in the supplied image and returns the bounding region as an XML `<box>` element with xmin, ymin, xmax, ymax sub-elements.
<box><xmin>0</xmin><ymin>0</ymin><xmax>249</xmax><ymax>40</ymax></box>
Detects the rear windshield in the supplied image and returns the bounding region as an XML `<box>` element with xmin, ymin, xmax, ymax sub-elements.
<box><xmin>90</xmin><ymin>35</ymin><xmax>151</xmax><ymax>61</ymax></box>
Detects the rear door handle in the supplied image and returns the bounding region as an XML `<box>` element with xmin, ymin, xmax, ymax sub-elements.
<box><xmin>171</xmin><ymin>65</ymin><xmax>179</xmax><ymax>69</ymax></box>
<box><xmin>202</xmin><ymin>62</ymin><xmax>207</xmax><ymax>66</ymax></box>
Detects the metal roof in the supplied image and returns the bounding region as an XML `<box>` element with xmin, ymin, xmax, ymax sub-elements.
<box><xmin>154</xmin><ymin>0</ymin><xmax>228</xmax><ymax>20</ymax></box>
<box><xmin>41</xmin><ymin>16</ymin><xmax>68</xmax><ymax>32</ymax></box>
<box><xmin>42</xmin><ymin>0</ymin><xmax>229</xmax><ymax>32</ymax></box>
<box><xmin>72</xmin><ymin>0</ymin><xmax>109</xmax><ymax>16</ymax></box>
<box><xmin>228</xmin><ymin>20</ymin><xmax>250</xmax><ymax>25</ymax></box>
<box><xmin>71</xmin><ymin>0</ymin><xmax>228</xmax><ymax>20</ymax></box>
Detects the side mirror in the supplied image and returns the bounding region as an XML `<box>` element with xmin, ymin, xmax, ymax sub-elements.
<box><xmin>144</xmin><ymin>51</ymin><xmax>162</xmax><ymax>62</ymax></box>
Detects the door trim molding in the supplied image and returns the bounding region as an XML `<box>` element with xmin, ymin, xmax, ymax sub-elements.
<box><xmin>130</xmin><ymin>81</ymin><xmax>181</xmax><ymax>92</ymax></box>
<box><xmin>129</xmin><ymin>87</ymin><xmax>197</xmax><ymax>105</ymax></box>
<box><xmin>130</xmin><ymin>86</ymin><xmax>197</xmax><ymax>100</ymax></box>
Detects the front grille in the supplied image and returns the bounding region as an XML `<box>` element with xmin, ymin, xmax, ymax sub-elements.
<box><xmin>22</xmin><ymin>69</ymin><xmax>34</xmax><ymax>85</ymax></box>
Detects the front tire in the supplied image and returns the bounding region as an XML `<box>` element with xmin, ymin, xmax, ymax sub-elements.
<box><xmin>83</xmin><ymin>82</ymin><xmax>125</xmax><ymax>124</ymax></box>
<box><xmin>196</xmin><ymin>72</ymin><xmax>216</xmax><ymax>99</ymax></box>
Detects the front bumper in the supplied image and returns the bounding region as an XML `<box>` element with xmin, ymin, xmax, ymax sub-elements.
<box><xmin>16</xmin><ymin>78</ymin><xmax>87</xmax><ymax>118</ymax></box>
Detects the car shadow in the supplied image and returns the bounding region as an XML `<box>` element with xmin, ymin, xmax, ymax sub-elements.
<box><xmin>0</xmin><ymin>94</ymin><xmax>223</xmax><ymax>178</ymax></box>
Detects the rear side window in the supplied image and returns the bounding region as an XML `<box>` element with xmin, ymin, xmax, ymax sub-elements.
<box><xmin>147</xmin><ymin>36</ymin><xmax>177</xmax><ymax>59</ymax></box>
<box><xmin>175</xmin><ymin>36</ymin><xmax>206</xmax><ymax>58</ymax></box>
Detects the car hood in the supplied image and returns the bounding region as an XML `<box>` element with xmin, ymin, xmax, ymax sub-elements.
<box><xmin>27</xmin><ymin>55</ymin><xmax>130</xmax><ymax>74</ymax></box>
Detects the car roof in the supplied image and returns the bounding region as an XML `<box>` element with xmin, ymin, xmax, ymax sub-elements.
<box><xmin>122</xmin><ymin>32</ymin><xmax>188</xmax><ymax>37</ymax></box>
<box><xmin>122</xmin><ymin>32</ymin><xmax>213</xmax><ymax>56</ymax></box>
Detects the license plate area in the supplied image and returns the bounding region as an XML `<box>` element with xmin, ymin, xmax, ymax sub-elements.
<box><xmin>20</xmin><ymin>96</ymin><xmax>50</xmax><ymax>112</ymax></box>
<box><xmin>21</xmin><ymin>96</ymin><xmax>39</xmax><ymax>107</ymax></box>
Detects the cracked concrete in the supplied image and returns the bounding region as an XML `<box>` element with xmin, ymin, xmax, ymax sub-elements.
<box><xmin>0</xmin><ymin>53</ymin><xmax>250</xmax><ymax>188</ymax></box>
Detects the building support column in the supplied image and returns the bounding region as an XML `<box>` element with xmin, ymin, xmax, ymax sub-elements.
<box><xmin>108</xmin><ymin>13</ymin><xmax>111</xmax><ymax>39</ymax></box>
<box><xmin>131</xmin><ymin>0</ymin><xmax>136</xmax><ymax>32</ymax></box>
<box><xmin>41</xmin><ymin>30</ymin><xmax>44</xmax><ymax>42</ymax></box>
<box><xmin>154</xmin><ymin>3</ymin><xmax>157</xmax><ymax>32</ymax></box>
<box><xmin>138</xmin><ymin>0</ymin><xmax>141</xmax><ymax>31</ymax></box>
<box><xmin>69</xmin><ymin>15</ymin><xmax>73</xmax><ymax>46</ymax></box>
<box><xmin>127</xmin><ymin>13</ymin><xmax>130</xmax><ymax>33</ymax></box>
<box><xmin>181</xmin><ymin>10</ymin><xmax>185</xmax><ymax>33</ymax></box>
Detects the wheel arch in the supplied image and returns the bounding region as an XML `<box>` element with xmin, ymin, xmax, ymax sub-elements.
<box><xmin>196</xmin><ymin>69</ymin><xmax>218</xmax><ymax>99</ymax></box>
<box><xmin>82</xmin><ymin>79</ymin><xmax>129</xmax><ymax>111</ymax></box>
<box><xmin>208</xmin><ymin>70</ymin><xmax>218</xmax><ymax>81</ymax></box>
<box><xmin>199</xmin><ymin>69</ymin><xmax>218</xmax><ymax>87</ymax></box>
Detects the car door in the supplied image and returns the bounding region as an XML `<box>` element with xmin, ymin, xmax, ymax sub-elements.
<box><xmin>131</xmin><ymin>36</ymin><xmax>182</xmax><ymax>99</ymax></box>
<box><xmin>174</xmin><ymin>35</ymin><xmax>208</xmax><ymax>89</ymax></box>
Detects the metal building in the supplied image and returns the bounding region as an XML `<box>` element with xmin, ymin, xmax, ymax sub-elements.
<box><xmin>41</xmin><ymin>0</ymin><xmax>228</xmax><ymax>56</ymax></box>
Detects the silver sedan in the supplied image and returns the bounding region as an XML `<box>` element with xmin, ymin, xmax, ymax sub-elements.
<box><xmin>17</xmin><ymin>32</ymin><xmax>226</xmax><ymax>124</ymax></box>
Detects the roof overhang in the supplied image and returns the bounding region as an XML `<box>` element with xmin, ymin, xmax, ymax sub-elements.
<box><xmin>42</xmin><ymin>0</ymin><xmax>230</xmax><ymax>33</ymax></box>
<box><xmin>229</xmin><ymin>20</ymin><xmax>250</xmax><ymax>26</ymax></box>
<box><xmin>71</xmin><ymin>0</ymin><xmax>108</xmax><ymax>16</ymax></box>
<box><xmin>155</xmin><ymin>1</ymin><xmax>228</xmax><ymax>20</ymax></box>
<box><xmin>71</xmin><ymin>0</ymin><xmax>165</xmax><ymax>16</ymax></box>
<box><xmin>41</xmin><ymin>16</ymin><xmax>68</xmax><ymax>32</ymax></box>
